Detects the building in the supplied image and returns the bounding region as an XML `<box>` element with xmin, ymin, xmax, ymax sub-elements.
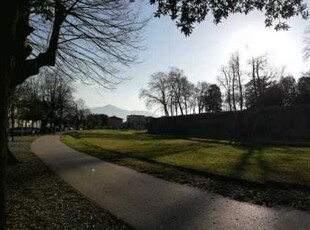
<box><xmin>108</xmin><ymin>116</ymin><xmax>123</xmax><ymax>129</ymax></box>
<box><xmin>126</xmin><ymin>115</ymin><xmax>154</xmax><ymax>130</ymax></box>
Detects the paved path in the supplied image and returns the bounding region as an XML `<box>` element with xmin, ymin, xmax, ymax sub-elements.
<box><xmin>31</xmin><ymin>135</ymin><xmax>310</xmax><ymax>230</ymax></box>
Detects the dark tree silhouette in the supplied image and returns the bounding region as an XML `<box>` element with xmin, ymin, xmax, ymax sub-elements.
<box><xmin>168</xmin><ymin>68</ymin><xmax>192</xmax><ymax>115</ymax></box>
<box><xmin>255</xmin><ymin>85</ymin><xmax>284</xmax><ymax>107</ymax></box>
<box><xmin>194</xmin><ymin>81</ymin><xmax>209</xmax><ymax>114</ymax></box>
<box><xmin>218</xmin><ymin>66</ymin><xmax>233</xmax><ymax>111</ymax></box>
<box><xmin>245</xmin><ymin>56</ymin><xmax>284</xmax><ymax>108</ymax></box>
<box><xmin>218</xmin><ymin>52</ymin><xmax>244</xmax><ymax>111</ymax></box>
<box><xmin>1</xmin><ymin>1</ymin><xmax>145</xmax><ymax>227</ymax></box>
<box><xmin>205</xmin><ymin>84</ymin><xmax>222</xmax><ymax>113</ymax></box>
<box><xmin>230</xmin><ymin>52</ymin><xmax>244</xmax><ymax>110</ymax></box>
<box><xmin>296</xmin><ymin>75</ymin><xmax>310</xmax><ymax>104</ymax></box>
<box><xmin>279</xmin><ymin>76</ymin><xmax>298</xmax><ymax>106</ymax></box>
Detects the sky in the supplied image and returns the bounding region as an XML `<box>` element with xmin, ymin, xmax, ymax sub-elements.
<box><xmin>74</xmin><ymin>1</ymin><xmax>310</xmax><ymax>113</ymax></box>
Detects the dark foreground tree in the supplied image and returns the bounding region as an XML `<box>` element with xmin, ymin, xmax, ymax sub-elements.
<box><xmin>1</xmin><ymin>1</ymin><xmax>145</xmax><ymax>228</ymax></box>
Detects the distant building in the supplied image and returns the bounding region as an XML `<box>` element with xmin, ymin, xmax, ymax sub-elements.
<box><xmin>108</xmin><ymin>116</ymin><xmax>123</xmax><ymax>129</ymax></box>
<box><xmin>127</xmin><ymin>115</ymin><xmax>154</xmax><ymax>130</ymax></box>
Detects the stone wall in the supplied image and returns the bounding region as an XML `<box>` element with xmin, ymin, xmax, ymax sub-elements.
<box><xmin>148</xmin><ymin>105</ymin><xmax>310</xmax><ymax>142</ymax></box>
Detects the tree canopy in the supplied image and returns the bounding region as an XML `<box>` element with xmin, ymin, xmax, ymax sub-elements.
<box><xmin>150</xmin><ymin>0</ymin><xmax>309</xmax><ymax>35</ymax></box>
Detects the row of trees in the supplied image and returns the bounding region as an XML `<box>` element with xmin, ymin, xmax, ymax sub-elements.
<box><xmin>10</xmin><ymin>71</ymin><xmax>118</xmax><ymax>133</ymax></box>
<box><xmin>219</xmin><ymin>53</ymin><xmax>310</xmax><ymax>110</ymax></box>
<box><xmin>141</xmin><ymin>55</ymin><xmax>310</xmax><ymax>116</ymax></box>
<box><xmin>10</xmin><ymin>71</ymin><xmax>90</xmax><ymax>134</ymax></box>
<box><xmin>140</xmin><ymin>68</ymin><xmax>222</xmax><ymax>116</ymax></box>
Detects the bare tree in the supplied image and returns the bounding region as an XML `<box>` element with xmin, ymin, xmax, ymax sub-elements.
<box><xmin>140</xmin><ymin>72</ymin><xmax>170</xmax><ymax>116</ymax></box>
<box><xmin>179</xmin><ymin>77</ymin><xmax>194</xmax><ymax>115</ymax></box>
<box><xmin>217</xmin><ymin>66</ymin><xmax>233</xmax><ymax>111</ymax></box>
<box><xmin>218</xmin><ymin>52</ymin><xmax>244</xmax><ymax>111</ymax></box>
<box><xmin>303</xmin><ymin>26</ymin><xmax>310</xmax><ymax>61</ymax></box>
<box><xmin>229</xmin><ymin>52</ymin><xmax>244</xmax><ymax>110</ymax></box>
<box><xmin>195</xmin><ymin>82</ymin><xmax>209</xmax><ymax>114</ymax></box>
<box><xmin>38</xmin><ymin>70</ymin><xmax>74</xmax><ymax>133</ymax></box>
<box><xmin>73</xmin><ymin>99</ymin><xmax>90</xmax><ymax>130</ymax></box>
<box><xmin>248</xmin><ymin>55</ymin><xmax>269</xmax><ymax>100</ymax></box>
<box><xmin>168</xmin><ymin>68</ymin><xmax>188</xmax><ymax>115</ymax></box>
<box><xmin>187</xmin><ymin>84</ymin><xmax>197</xmax><ymax>114</ymax></box>
<box><xmin>10</xmin><ymin>1</ymin><xmax>146</xmax><ymax>90</ymax></box>
<box><xmin>246</xmin><ymin>56</ymin><xmax>285</xmax><ymax>108</ymax></box>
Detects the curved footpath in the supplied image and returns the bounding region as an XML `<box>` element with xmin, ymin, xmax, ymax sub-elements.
<box><xmin>31</xmin><ymin>135</ymin><xmax>310</xmax><ymax>230</ymax></box>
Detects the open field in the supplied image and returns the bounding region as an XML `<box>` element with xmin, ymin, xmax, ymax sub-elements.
<box><xmin>62</xmin><ymin>130</ymin><xmax>310</xmax><ymax>186</ymax></box>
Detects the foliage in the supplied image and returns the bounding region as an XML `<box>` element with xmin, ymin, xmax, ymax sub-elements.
<box><xmin>296</xmin><ymin>75</ymin><xmax>310</xmax><ymax>104</ymax></box>
<box><xmin>150</xmin><ymin>0</ymin><xmax>309</xmax><ymax>36</ymax></box>
<box><xmin>205</xmin><ymin>84</ymin><xmax>222</xmax><ymax>113</ymax></box>
<box><xmin>279</xmin><ymin>76</ymin><xmax>298</xmax><ymax>106</ymax></box>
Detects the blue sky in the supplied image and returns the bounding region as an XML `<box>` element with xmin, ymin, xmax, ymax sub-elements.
<box><xmin>74</xmin><ymin>1</ymin><xmax>310</xmax><ymax>113</ymax></box>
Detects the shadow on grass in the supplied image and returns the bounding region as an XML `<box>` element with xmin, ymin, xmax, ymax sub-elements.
<box><xmin>73</xmin><ymin>138</ymin><xmax>310</xmax><ymax>192</ymax></box>
<box><xmin>68</xmin><ymin>131</ymin><xmax>200</xmax><ymax>142</ymax></box>
<box><xmin>81</xmin><ymin>138</ymin><xmax>215</xmax><ymax>161</ymax></box>
<box><xmin>64</xmin><ymin>132</ymin><xmax>310</xmax><ymax>191</ymax></box>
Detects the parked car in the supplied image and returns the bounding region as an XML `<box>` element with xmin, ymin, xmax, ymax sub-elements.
<box><xmin>32</xmin><ymin>127</ymin><xmax>41</xmax><ymax>134</ymax></box>
<box><xmin>10</xmin><ymin>127</ymin><xmax>40</xmax><ymax>136</ymax></box>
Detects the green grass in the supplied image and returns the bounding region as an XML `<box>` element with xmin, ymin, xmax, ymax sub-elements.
<box><xmin>62</xmin><ymin>130</ymin><xmax>310</xmax><ymax>185</ymax></box>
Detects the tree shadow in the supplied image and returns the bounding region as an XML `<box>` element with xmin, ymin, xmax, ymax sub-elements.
<box><xmin>232</xmin><ymin>146</ymin><xmax>271</xmax><ymax>183</ymax></box>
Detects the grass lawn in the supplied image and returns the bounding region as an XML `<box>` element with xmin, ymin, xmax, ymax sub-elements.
<box><xmin>62</xmin><ymin>130</ymin><xmax>310</xmax><ymax>186</ymax></box>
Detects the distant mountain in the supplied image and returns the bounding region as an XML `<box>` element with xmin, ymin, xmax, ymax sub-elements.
<box><xmin>90</xmin><ymin>104</ymin><xmax>155</xmax><ymax>121</ymax></box>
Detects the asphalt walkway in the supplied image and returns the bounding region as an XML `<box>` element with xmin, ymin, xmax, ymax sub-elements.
<box><xmin>31</xmin><ymin>135</ymin><xmax>310</xmax><ymax>230</ymax></box>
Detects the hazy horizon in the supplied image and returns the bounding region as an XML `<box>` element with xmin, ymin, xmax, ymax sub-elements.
<box><xmin>74</xmin><ymin>1</ymin><xmax>310</xmax><ymax>114</ymax></box>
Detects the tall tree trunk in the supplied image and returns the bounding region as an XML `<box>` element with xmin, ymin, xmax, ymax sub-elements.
<box><xmin>256</xmin><ymin>64</ymin><xmax>262</xmax><ymax>97</ymax></box>
<box><xmin>232</xmin><ymin>70</ymin><xmax>237</xmax><ymax>111</ymax></box>
<box><xmin>178</xmin><ymin>99</ymin><xmax>184</xmax><ymax>115</ymax></box>
<box><xmin>252</xmin><ymin>60</ymin><xmax>258</xmax><ymax>100</ymax></box>
<box><xmin>10</xmin><ymin>102</ymin><xmax>15</xmax><ymax>142</ymax></box>
<box><xmin>227</xmin><ymin>91</ymin><xmax>232</xmax><ymax>111</ymax></box>
<box><xmin>174</xmin><ymin>102</ymin><xmax>178</xmax><ymax>116</ymax></box>
<box><xmin>238</xmin><ymin>73</ymin><xmax>243</xmax><ymax>110</ymax></box>
<box><xmin>0</xmin><ymin>61</ymin><xmax>12</xmax><ymax>230</ymax></box>
<box><xmin>163</xmin><ymin>103</ymin><xmax>169</xmax><ymax>116</ymax></box>
<box><xmin>1</xmin><ymin>2</ymin><xmax>19</xmax><ymax>229</ymax></box>
<box><xmin>184</xmin><ymin>98</ymin><xmax>188</xmax><ymax>115</ymax></box>
<box><xmin>7</xmin><ymin>94</ymin><xmax>19</xmax><ymax>165</ymax></box>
